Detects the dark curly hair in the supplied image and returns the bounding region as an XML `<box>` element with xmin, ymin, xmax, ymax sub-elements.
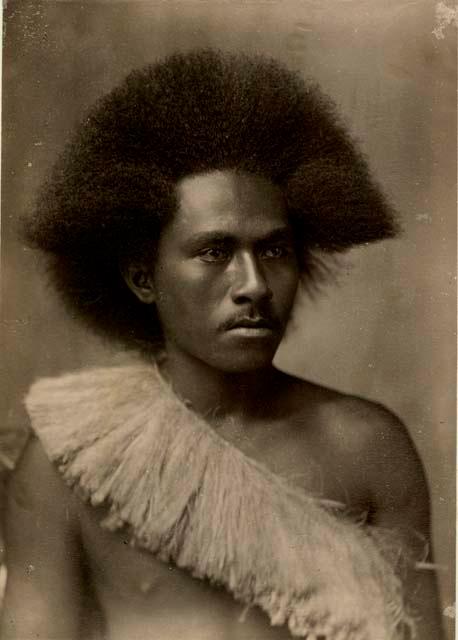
<box><xmin>23</xmin><ymin>49</ymin><xmax>398</xmax><ymax>353</ymax></box>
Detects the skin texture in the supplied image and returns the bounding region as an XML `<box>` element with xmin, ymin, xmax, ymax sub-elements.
<box><xmin>126</xmin><ymin>170</ymin><xmax>300</xmax><ymax>374</ymax></box>
<box><xmin>1</xmin><ymin>171</ymin><xmax>443</xmax><ymax>640</ymax></box>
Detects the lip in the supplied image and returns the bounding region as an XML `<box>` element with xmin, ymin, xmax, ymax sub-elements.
<box><xmin>227</xmin><ymin>326</ymin><xmax>275</xmax><ymax>338</ymax></box>
<box><xmin>225</xmin><ymin>316</ymin><xmax>277</xmax><ymax>338</ymax></box>
<box><xmin>227</xmin><ymin>316</ymin><xmax>276</xmax><ymax>330</ymax></box>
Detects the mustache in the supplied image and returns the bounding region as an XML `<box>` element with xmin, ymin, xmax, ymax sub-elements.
<box><xmin>220</xmin><ymin>312</ymin><xmax>282</xmax><ymax>332</ymax></box>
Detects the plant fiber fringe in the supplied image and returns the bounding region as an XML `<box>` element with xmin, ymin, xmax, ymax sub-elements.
<box><xmin>25</xmin><ymin>363</ymin><xmax>416</xmax><ymax>640</ymax></box>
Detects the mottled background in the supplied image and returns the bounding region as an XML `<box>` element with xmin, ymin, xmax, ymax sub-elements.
<box><xmin>2</xmin><ymin>0</ymin><xmax>456</xmax><ymax>636</ymax></box>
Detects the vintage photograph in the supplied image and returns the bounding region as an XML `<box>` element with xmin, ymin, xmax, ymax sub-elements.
<box><xmin>1</xmin><ymin>2</ymin><xmax>455</xmax><ymax>639</ymax></box>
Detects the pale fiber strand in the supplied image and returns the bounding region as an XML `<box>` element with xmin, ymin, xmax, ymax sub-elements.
<box><xmin>25</xmin><ymin>363</ymin><xmax>416</xmax><ymax>640</ymax></box>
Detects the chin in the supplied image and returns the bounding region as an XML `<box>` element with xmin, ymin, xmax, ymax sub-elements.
<box><xmin>208</xmin><ymin>347</ymin><xmax>277</xmax><ymax>374</ymax></box>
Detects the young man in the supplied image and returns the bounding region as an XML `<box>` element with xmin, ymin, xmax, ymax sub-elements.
<box><xmin>1</xmin><ymin>50</ymin><xmax>442</xmax><ymax>639</ymax></box>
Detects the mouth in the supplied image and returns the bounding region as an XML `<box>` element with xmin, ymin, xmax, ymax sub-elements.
<box><xmin>225</xmin><ymin>317</ymin><xmax>278</xmax><ymax>338</ymax></box>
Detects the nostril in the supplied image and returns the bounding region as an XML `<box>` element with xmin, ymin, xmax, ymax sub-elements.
<box><xmin>230</xmin><ymin>254</ymin><xmax>273</xmax><ymax>302</ymax></box>
<box><xmin>231</xmin><ymin>288</ymin><xmax>273</xmax><ymax>306</ymax></box>
<box><xmin>231</xmin><ymin>277</ymin><xmax>272</xmax><ymax>303</ymax></box>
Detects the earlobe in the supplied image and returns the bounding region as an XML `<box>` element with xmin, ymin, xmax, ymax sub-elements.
<box><xmin>122</xmin><ymin>265</ymin><xmax>156</xmax><ymax>304</ymax></box>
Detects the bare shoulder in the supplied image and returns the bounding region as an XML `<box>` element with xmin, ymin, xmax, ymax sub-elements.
<box><xmin>325</xmin><ymin>390</ymin><xmax>427</xmax><ymax>500</ymax></box>
<box><xmin>288</xmin><ymin>374</ymin><xmax>416</xmax><ymax>448</ymax></box>
<box><xmin>321</xmin><ymin>385</ymin><xmax>419</xmax><ymax>461</ymax></box>
<box><xmin>6</xmin><ymin>435</ymin><xmax>78</xmax><ymax>527</ymax></box>
<box><xmin>282</xmin><ymin>373</ymin><xmax>429</xmax><ymax>528</ymax></box>
<box><xmin>2</xmin><ymin>439</ymin><xmax>87</xmax><ymax>640</ymax></box>
<box><xmin>281</xmin><ymin>377</ymin><xmax>442</xmax><ymax>637</ymax></box>
<box><xmin>284</xmin><ymin>372</ymin><xmax>413</xmax><ymax>448</ymax></box>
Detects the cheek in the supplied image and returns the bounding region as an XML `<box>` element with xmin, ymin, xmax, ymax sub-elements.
<box><xmin>270</xmin><ymin>266</ymin><xmax>299</xmax><ymax>307</ymax></box>
<box><xmin>154</xmin><ymin>263</ymin><xmax>223</xmax><ymax>323</ymax></box>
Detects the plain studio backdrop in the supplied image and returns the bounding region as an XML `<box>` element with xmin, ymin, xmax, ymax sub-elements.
<box><xmin>1</xmin><ymin>1</ymin><xmax>456</xmax><ymax>637</ymax></box>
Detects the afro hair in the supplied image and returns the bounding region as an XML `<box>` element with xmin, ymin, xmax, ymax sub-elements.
<box><xmin>23</xmin><ymin>48</ymin><xmax>398</xmax><ymax>353</ymax></box>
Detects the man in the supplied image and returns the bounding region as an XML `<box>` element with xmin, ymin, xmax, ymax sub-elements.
<box><xmin>1</xmin><ymin>50</ymin><xmax>442</xmax><ymax>639</ymax></box>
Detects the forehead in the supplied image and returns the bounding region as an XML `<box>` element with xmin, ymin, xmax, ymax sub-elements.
<box><xmin>173</xmin><ymin>170</ymin><xmax>288</xmax><ymax>237</ymax></box>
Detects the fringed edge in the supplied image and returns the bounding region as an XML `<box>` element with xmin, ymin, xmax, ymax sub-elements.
<box><xmin>25</xmin><ymin>364</ymin><xmax>417</xmax><ymax>640</ymax></box>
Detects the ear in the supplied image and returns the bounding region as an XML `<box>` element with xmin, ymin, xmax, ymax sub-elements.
<box><xmin>122</xmin><ymin>263</ymin><xmax>156</xmax><ymax>305</ymax></box>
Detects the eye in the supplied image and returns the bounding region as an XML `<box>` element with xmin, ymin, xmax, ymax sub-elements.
<box><xmin>197</xmin><ymin>247</ymin><xmax>230</xmax><ymax>263</ymax></box>
<box><xmin>261</xmin><ymin>245</ymin><xmax>292</xmax><ymax>259</ymax></box>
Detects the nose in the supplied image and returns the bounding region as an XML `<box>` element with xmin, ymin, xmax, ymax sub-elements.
<box><xmin>230</xmin><ymin>252</ymin><xmax>273</xmax><ymax>304</ymax></box>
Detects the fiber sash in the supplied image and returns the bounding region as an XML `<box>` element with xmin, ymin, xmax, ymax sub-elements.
<box><xmin>25</xmin><ymin>363</ymin><xmax>415</xmax><ymax>639</ymax></box>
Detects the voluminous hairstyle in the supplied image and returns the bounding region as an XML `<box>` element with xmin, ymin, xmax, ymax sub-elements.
<box><xmin>24</xmin><ymin>48</ymin><xmax>398</xmax><ymax>352</ymax></box>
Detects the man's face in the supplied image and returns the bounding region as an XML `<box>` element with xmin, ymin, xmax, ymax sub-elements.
<box><xmin>146</xmin><ymin>170</ymin><xmax>299</xmax><ymax>372</ymax></box>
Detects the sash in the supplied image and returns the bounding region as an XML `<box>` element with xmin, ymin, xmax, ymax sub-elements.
<box><xmin>24</xmin><ymin>363</ymin><xmax>415</xmax><ymax>639</ymax></box>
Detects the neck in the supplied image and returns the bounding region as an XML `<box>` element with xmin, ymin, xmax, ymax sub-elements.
<box><xmin>157</xmin><ymin>349</ymin><xmax>283</xmax><ymax>422</ymax></box>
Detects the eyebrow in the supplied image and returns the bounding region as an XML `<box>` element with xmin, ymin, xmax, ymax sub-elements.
<box><xmin>185</xmin><ymin>227</ymin><xmax>293</xmax><ymax>248</ymax></box>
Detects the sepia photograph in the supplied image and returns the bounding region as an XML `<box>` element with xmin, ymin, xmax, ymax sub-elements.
<box><xmin>1</xmin><ymin>1</ymin><xmax>456</xmax><ymax>639</ymax></box>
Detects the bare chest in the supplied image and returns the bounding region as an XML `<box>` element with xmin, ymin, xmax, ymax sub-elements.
<box><xmin>75</xmin><ymin>410</ymin><xmax>373</xmax><ymax>639</ymax></box>
<box><xmin>79</xmin><ymin>504</ymin><xmax>210</xmax><ymax>605</ymax></box>
<box><xmin>78</xmin><ymin>503</ymin><xmax>294</xmax><ymax>640</ymax></box>
<box><xmin>212</xmin><ymin>413</ymin><xmax>373</xmax><ymax>512</ymax></box>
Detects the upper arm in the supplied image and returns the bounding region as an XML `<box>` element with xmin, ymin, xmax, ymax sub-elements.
<box><xmin>1</xmin><ymin>437</ymin><xmax>84</xmax><ymax>639</ymax></box>
<box><xmin>347</xmin><ymin>401</ymin><xmax>444</xmax><ymax>639</ymax></box>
